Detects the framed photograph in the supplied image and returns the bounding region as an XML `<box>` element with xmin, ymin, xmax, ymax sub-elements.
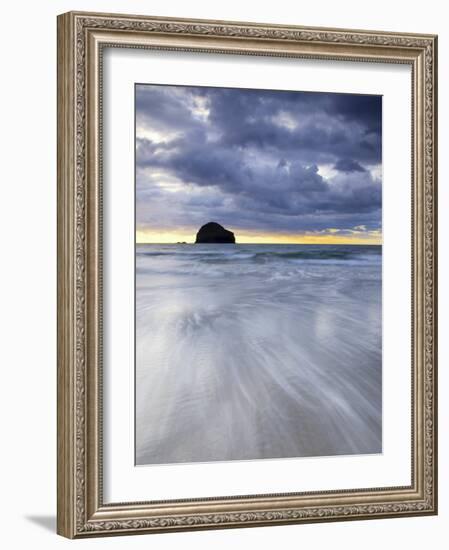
<box><xmin>57</xmin><ymin>11</ymin><xmax>438</xmax><ymax>538</ymax></box>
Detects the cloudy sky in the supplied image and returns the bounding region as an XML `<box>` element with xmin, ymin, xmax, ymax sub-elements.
<box><xmin>136</xmin><ymin>84</ymin><xmax>382</xmax><ymax>244</ymax></box>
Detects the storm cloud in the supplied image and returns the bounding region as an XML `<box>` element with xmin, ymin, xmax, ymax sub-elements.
<box><xmin>135</xmin><ymin>84</ymin><xmax>382</xmax><ymax>237</ymax></box>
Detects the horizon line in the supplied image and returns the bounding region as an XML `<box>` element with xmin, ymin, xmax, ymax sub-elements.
<box><xmin>136</xmin><ymin>241</ymin><xmax>382</xmax><ymax>246</ymax></box>
<box><xmin>136</xmin><ymin>229</ymin><xmax>382</xmax><ymax>246</ymax></box>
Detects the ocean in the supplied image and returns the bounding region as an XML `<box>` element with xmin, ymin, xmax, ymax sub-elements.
<box><xmin>135</xmin><ymin>243</ymin><xmax>382</xmax><ymax>465</ymax></box>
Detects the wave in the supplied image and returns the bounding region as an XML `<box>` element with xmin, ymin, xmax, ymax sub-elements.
<box><xmin>137</xmin><ymin>244</ymin><xmax>381</xmax><ymax>266</ymax></box>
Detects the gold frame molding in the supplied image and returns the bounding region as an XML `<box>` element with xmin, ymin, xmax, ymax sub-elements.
<box><xmin>57</xmin><ymin>11</ymin><xmax>438</xmax><ymax>538</ymax></box>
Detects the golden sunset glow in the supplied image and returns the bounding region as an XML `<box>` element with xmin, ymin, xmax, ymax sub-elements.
<box><xmin>136</xmin><ymin>229</ymin><xmax>194</xmax><ymax>244</ymax></box>
<box><xmin>136</xmin><ymin>228</ymin><xmax>382</xmax><ymax>245</ymax></box>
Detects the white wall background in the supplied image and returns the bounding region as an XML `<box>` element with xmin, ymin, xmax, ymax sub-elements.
<box><xmin>0</xmin><ymin>1</ymin><xmax>445</xmax><ymax>548</ymax></box>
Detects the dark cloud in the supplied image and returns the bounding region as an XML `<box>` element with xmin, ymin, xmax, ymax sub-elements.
<box><xmin>136</xmin><ymin>84</ymin><xmax>382</xmax><ymax>234</ymax></box>
<box><xmin>334</xmin><ymin>158</ymin><xmax>366</xmax><ymax>173</ymax></box>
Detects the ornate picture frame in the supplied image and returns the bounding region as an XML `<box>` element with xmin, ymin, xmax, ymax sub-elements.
<box><xmin>57</xmin><ymin>11</ymin><xmax>437</xmax><ymax>538</ymax></box>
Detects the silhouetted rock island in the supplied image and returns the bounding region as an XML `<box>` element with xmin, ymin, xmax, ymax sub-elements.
<box><xmin>195</xmin><ymin>222</ymin><xmax>236</xmax><ymax>244</ymax></box>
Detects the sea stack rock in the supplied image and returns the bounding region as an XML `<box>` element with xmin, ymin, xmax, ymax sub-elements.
<box><xmin>195</xmin><ymin>222</ymin><xmax>236</xmax><ymax>244</ymax></box>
